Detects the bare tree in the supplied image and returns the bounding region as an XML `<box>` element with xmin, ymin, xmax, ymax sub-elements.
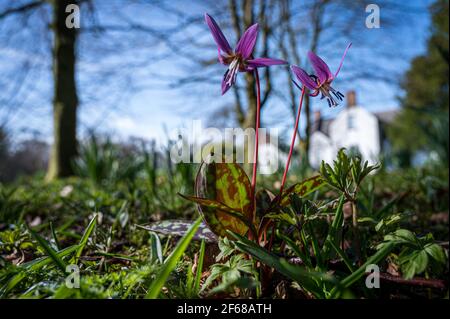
<box><xmin>150</xmin><ymin>0</ymin><xmax>418</xmax><ymax>155</ymax></box>
<box><xmin>0</xmin><ymin>0</ymin><xmax>429</xmax><ymax>176</ymax></box>
<box><xmin>47</xmin><ymin>0</ymin><xmax>79</xmax><ymax>179</ymax></box>
<box><xmin>0</xmin><ymin>0</ymin><xmax>183</xmax><ymax>178</ymax></box>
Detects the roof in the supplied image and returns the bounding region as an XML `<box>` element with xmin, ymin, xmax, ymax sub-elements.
<box><xmin>310</xmin><ymin>118</ymin><xmax>333</xmax><ymax>136</ymax></box>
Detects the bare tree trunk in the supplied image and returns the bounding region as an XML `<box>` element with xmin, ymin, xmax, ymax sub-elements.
<box><xmin>241</xmin><ymin>0</ymin><xmax>256</xmax><ymax>130</ymax></box>
<box><xmin>280</xmin><ymin>0</ymin><xmax>304</xmax><ymax>154</ymax></box>
<box><xmin>304</xmin><ymin>0</ymin><xmax>327</xmax><ymax>157</ymax></box>
<box><xmin>46</xmin><ymin>0</ymin><xmax>78</xmax><ymax>180</ymax></box>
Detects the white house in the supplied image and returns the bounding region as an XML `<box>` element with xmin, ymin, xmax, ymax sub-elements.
<box><xmin>309</xmin><ymin>91</ymin><xmax>396</xmax><ymax>168</ymax></box>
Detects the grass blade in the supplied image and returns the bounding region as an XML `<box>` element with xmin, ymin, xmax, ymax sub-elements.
<box><xmin>330</xmin><ymin>242</ymin><xmax>394</xmax><ymax>298</ymax></box>
<box><xmin>75</xmin><ymin>214</ymin><xmax>97</xmax><ymax>263</ymax></box>
<box><xmin>277</xmin><ymin>231</ymin><xmax>313</xmax><ymax>268</ymax></box>
<box><xmin>28</xmin><ymin>228</ymin><xmax>67</xmax><ymax>272</ymax></box>
<box><xmin>146</xmin><ymin>216</ymin><xmax>202</xmax><ymax>299</ymax></box>
<box><xmin>228</xmin><ymin>230</ymin><xmax>333</xmax><ymax>298</ymax></box>
<box><xmin>1</xmin><ymin>245</ymin><xmax>78</xmax><ymax>297</ymax></box>
<box><xmin>322</xmin><ymin>195</ymin><xmax>345</xmax><ymax>258</ymax></box>
<box><xmin>149</xmin><ymin>231</ymin><xmax>163</xmax><ymax>264</ymax></box>
<box><xmin>50</xmin><ymin>221</ymin><xmax>60</xmax><ymax>251</ymax></box>
<box><xmin>193</xmin><ymin>239</ymin><xmax>206</xmax><ymax>295</ymax></box>
<box><xmin>327</xmin><ymin>239</ymin><xmax>355</xmax><ymax>272</ymax></box>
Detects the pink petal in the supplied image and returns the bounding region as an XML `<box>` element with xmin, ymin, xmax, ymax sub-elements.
<box><xmin>307</xmin><ymin>51</ymin><xmax>333</xmax><ymax>84</ymax></box>
<box><xmin>334</xmin><ymin>43</ymin><xmax>352</xmax><ymax>78</ymax></box>
<box><xmin>204</xmin><ymin>13</ymin><xmax>233</xmax><ymax>55</ymax></box>
<box><xmin>290</xmin><ymin>65</ymin><xmax>318</xmax><ymax>90</ymax></box>
<box><xmin>221</xmin><ymin>77</ymin><xmax>232</xmax><ymax>95</ymax></box>
<box><xmin>235</xmin><ymin>24</ymin><xmax>258</xmax><ymax>59</ymax></box>
<box><xmin>247</xmin><ymin>57</ymin><xmax>287</xmax><ymax>68</ymax></box>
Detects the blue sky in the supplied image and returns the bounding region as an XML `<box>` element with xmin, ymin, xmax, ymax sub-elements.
<box><xmin>0</xmin><ymin>0</ymin><xmax>434</xmax><ymax>146</ymax></box>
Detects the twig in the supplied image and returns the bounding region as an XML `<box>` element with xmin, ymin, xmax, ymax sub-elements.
<box><xmin>372</xmin><ymin>272</ymin><xmax>448</xmax><ymax>290</ymax></box>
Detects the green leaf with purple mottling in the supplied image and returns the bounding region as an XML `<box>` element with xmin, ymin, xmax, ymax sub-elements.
<box><xmin>137</xmin><ymin>220</ymin><xmax>218</xmax><ymax>242</ymax></box>
<box><xmin>192</xmin><ymin>162</ymin><xmax>254</xmax><ymax>238</ymax></box>
<box><xmin>179</xmin><ymin>194</ymin><xmax>257</xmax><ymax>238</ymax></box>
<box><xmin>278</xmin><ymin>175</ymin><xmax>325</xmax><ymax>207</ymax></box>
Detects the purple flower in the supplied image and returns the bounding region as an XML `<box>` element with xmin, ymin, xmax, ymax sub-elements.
<box><xmin>291</xmin><ymin>43</ymin><xmax>352</xmax><ymax>107</ymax></box>
<box><xmin>205</xmin><ymin>13</ymin><xmax>287</xmax><ymax>95</ymax></box>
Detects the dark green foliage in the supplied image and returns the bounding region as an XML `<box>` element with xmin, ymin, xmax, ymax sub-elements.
<box><xmin>0</xmin><ymin>145</ymin><xmax>447</xmax><ymax>299</ymax></box>
<box><xmin>377</xmin><ymin>229</ymin><xmax>447</xmax><ymax>279</ymax></box>
<box><xmin>386</xmin><ymin>0</ymin><xmax>449</xmax><ymax>166</ymax></box>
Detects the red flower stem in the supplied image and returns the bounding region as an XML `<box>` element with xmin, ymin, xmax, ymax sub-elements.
<box><xmin>251</xmin><ymin>69</ymin><xmax>261</xmax><ymax>200</ymax></box>
<box><xmin>266</xmin><ymin>86</ymin><xmax>306</xmax><ymax>251</ymax></box>
<box><xmin>279</xmin><ymin>86</ymin><xmax>306</xmax><ymax>196</ymax></box>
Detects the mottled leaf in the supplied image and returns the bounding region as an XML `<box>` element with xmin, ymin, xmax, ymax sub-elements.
<box><xmin>137</xmin><ymin>220</ymin><xmax>218</xmax><ymax>243</ymax></box>
<box><xmin>179</xmin><ymin>195</ymin><xmax>257</xmax><ymax>238</ymax></box>
<box><xmin>193</xmin><ymin>162</ymin><xmax>253</xmax><ymax>237</ymax></box>
<box><xmin>278</xmin><ymin>175</ymin><xmax>325</xmax><ymax>206</ymax></box>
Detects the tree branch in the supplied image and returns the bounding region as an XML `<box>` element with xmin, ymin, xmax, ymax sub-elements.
<box><xmin>0</xmin><ymin>1</ymin><xmax>45</xmax><ymax>20</ymax></box>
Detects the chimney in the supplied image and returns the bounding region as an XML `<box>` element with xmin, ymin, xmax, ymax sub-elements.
<box><xmin>314</xmin><ymin>110</ymin><xmax>321</xmax><ymax>122</ymax></box>
<box><xmin>346</xmin><ymin>90</ymin><xmax>357</xmax><ymax>108</ymax></box>
<box><xmin>313</xmin><ymin>110</ymin><xmax>322</xmax><ymax>132</ymax></box>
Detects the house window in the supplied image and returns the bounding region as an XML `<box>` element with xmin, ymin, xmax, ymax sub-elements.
<box><xmin>347</xmin><ymin>114</ymin><xmax>355</xmax><ymax>129</ymax></box>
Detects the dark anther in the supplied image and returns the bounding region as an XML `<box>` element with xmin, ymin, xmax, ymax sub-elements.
<box><xmin>291</xmin><ymin>80</ymin><xmax>302</xmax><ymax>91</ymax></box>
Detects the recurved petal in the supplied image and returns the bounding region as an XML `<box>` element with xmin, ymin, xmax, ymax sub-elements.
<box><xmin>307</xmin><ymin>51</ymin><xmax>333</xmax><ymax>84</ymax></box>
<box><xmin>235</xmin><ymin>24</ymin><xmax>258</xmax><ymax>59</ymax></box>
<box><xmin>204</xmin><ymin>13</ymin><xmax>233</xmax><ymax>54</ymax></box>
<box><xmin>221</xmin><ymin>77</ymin><xmax>232</xmax><ymax>95</ymax></box>
<box><xmin>290</xmin><ymin>65</ymin><xmax>318</xmax><ymax>90</ymax></box>
<box><xmin>247</xmin><ymin>57</ymin><xmax>287</xmax><ymax>68</ymax></box>
<box><xmin>334</xmin><ymin>43</ymin><xmax>352</xmax><ymax>78</ymax></box>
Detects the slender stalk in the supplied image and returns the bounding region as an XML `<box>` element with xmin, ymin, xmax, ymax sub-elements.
<box><xmin>266</xmin><ymin>87</ymin><xmax>306</xmax><ymax>252</ymax></box>
<box><xmin>251</xmin><ymin>69</ymin><xmax>261</xmax><ymax>199</ymax></box>
<box><xmin>351</xmin><ymin>200</ymin><xmax>362</xmax><ymax>264</ymax></box>
<box><xmin>279</xmin><ymin>86</ymin><xmax>306</xmax><ymax>196</ymax></box>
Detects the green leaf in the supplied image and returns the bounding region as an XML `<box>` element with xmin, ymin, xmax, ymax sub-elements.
<box><xmin>382</xmin><ymin>229</ymin><xmax>419</xmax><ymax>246</ymax></box>
<box><xmin>424</xmin><ymin>243</ymin><xmax>446</xmax><ymax>264</ymax></box>
<box><xmin>255</xmin><ymin>189</ymin><xmax>275</xmax><ymax>221</ymax></box>
<box><xmin>216</xmin><ymin>237</ymin><xmax>236</xmax><ymax>261</ymax></box>
<box><xmin>330</xmin><ymin>242</ymin><xmax>394</xmax><ymax>298</ymax></box>
<box><xmin>278</xmin><ymin>175</ymin><xmax>325</xmax><ymax>207</ymax></box>
<box><xmin>146</xmin><ymin>217</ymin><xmax>202</xmax><ymax>299</ymax></box>
<box><xmin>374</xmin><ymin>214</ymin><xmax>402</xmax><ymax>233</ymax></box>
<box><xmin>322</xmin><ymin>195</ymin><xmax>345</xmax><ymax>258</ymax></box>
<box><xmin>149</xmin><ymin>232</ymin><xmax>163</xmax><ymax>264</ymax></box>
<box><xmin>277</xmin><ymin>231</ymin><xmax>312</xmax><ymax>268</ymax></box>
<box><xmin>190</xmin><ymin>162</ymin><xmax>254</xmax><ymax>238</ymax></box>
<box><xmin>228</xmin><ymin>231</ymin><xmax>334</xmax><ymax>298</ymax></box>
<box><xmin>327</xmin><ymin>239</ymin><xmax>355</xmax><ymax>273</ymax></box>
<box><xmin>0</xmin><ymin>245</ymin><xmax>78</xmax><ymax>297</ymax></box>
<box><xmin>49</xmin><ymin>221</ymin><xmax>60</xmax><ymax>251</ymax></box>
<box><xmin>179</xmin><ymin>195</ymin><xmax>257</xmax><ymax>238</ymax></box>
<box><xmin>75</xmin><ymin>214</ymin><xmax>97</xmax><ymax>263</ymax></box>
<box><xmin>28</xmin><ymin>228</ymin><xmax>67</xmax><ymax>272</ymax></box>
<box><xmin>208</xmin><ymin>276</ymin><xmax>258</xmax><ymax>295</ymax></box>
<box><xmin>193</xmin><ymin>240</ymin><xmax>206</xmax><ymax>295</ymax></box>
<box><xmin>400</xmin><ymin>249</ymin><xmax>429</xmax><ymax>279</ymax></box>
